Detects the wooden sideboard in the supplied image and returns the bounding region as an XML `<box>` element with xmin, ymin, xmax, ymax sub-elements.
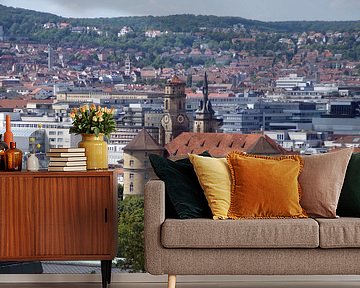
<box><xmin>0</xmin><ymin>170</ymin><xmax>118</xmax><ymax>288</ymax></box>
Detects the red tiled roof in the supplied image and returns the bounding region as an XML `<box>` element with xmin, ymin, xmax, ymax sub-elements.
<box><xmin>0</xmin><ymin>100</ymin><xmax>27</xmax><ymax>109</ymax></box>
<box><xmin>165</xmin><ymin>132</ymin><xmax>288</xmax><ymax>157</ymax></box>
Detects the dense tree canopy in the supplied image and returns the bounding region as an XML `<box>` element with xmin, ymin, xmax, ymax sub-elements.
<box><xmin>1</xmin><ymin>4</ymin><xmax>360</xmax><ymax>66</ymax></box>
<box><xmin>117</xmin><ymin>195</ymin><xmax>144</xmax><ymax>272</ymax></box>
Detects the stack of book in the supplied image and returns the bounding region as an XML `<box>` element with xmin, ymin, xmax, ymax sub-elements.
<box><xmin>46</xmin><ymin>147</ymin><xmax>87</xmax><ymax>171</ymax></box>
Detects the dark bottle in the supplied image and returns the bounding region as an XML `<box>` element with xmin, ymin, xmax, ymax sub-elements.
<box><xmin>5</xmin><ymin>142</ymin><xmax>22</xmax><ymax>171</ymax></box>
<box><xmin>0</xmin><ymin>134</ymin><xmax>8</xmax><ymax>170</ymax></box>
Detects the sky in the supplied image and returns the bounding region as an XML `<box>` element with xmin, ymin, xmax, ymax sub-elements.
<box><xmin>0</xmin><ymin>0</ymin><xmax>359</xmax><ymax>21</ymax></box>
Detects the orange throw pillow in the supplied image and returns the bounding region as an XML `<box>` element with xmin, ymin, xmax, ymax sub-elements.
<box><xmin>227</xmin><ymin>152</ymin><xmax>307</xmax><ymax>219</ymax></box>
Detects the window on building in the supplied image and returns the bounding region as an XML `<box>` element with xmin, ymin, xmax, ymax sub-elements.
<box><xmin>129</xmin><ymin>173</ymin><xmax>134</xmax><ymax>180</ymax></box>
<box><xmin>129</xmin><ymin>182</ymin><xmax>134</xmax><ymax>192</ymax></box>
<box><xmin>129</xmin><ymin>160</ymin><xmax>134</xmax><ymax>167</ymax></box>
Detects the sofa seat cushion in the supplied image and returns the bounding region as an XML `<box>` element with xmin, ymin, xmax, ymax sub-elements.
<box><xmin>317</xmin><ymin>218</ymin><xmax>360</xmax><ymax>248</ymax></box>
<box><xmin>161</xmin><ymin>218</ymin><xmax>319</xmax><ymax>248</ymax></box>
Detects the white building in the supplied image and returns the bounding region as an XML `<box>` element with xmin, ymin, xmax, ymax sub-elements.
<box><xmin>265</xmin><ymin>130</ymin><xmax>326</xmax><ymax>153</ymax></box>
<box><xmin>0</xmin><ymin>112</ymin><xmax>79</xmax><ymax>151</ymax></box>
<box><xmin>117</xmin><ymin>26</ymin><xmax>134</xmax><ymax>37</ymax></box>
<box><xmin>276</xmin><ymin>74</ymin><xmax>307</xmax><ymax>90</ymax></box>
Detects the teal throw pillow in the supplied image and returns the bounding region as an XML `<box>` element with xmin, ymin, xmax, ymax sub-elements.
<box><xmin>149</xmin><ymin>152</ymin><xmax>212</xmax><ymax>219</ymax></box>
<box><xmin>337</xmin><ymin>153</ymin><xmax>360</xmax><ymax>217</ymax></box>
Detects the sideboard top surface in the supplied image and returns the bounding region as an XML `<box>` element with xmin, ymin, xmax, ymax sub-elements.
<box><xmin>0</xmin><ymin>169</ymin><xmax>116</xmax><ymax>177</ymax></box>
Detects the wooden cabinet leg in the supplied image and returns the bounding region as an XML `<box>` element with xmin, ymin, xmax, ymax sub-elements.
<box><xmin>168</xmin><ymin>274</ymin><xmax>176</xmax><ymax>288</ymax></box>
<box><xmin>107</xmin><ymin>260</ymin><xmax>112</xmax><ymax>284</ymax></box>
<box><xmin>101</xmin><ymin>260</ymin><xmax>109</xmax><ymax>288</ymax></box>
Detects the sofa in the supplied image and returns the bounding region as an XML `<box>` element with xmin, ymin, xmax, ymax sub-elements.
<box><xmin>144</xmin><ymin>148</ymin><xmax>360</xmax><ymax>288</ymax></box>
<box><xmin>145</xmin><ymin>179</ymin><xmax>360</xmax><ymax>288</ymax></box>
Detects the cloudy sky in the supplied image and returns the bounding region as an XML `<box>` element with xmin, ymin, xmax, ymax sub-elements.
<box><xmin>0</xmin><ymin>0</ymin><xmax>359</xmax><ymax>21</ymax></box>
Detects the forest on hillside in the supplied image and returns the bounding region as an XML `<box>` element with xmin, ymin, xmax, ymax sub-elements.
<box><xmin>1</xmin><ymin>4</ymin><xmax>360</xmax><ymax>64</ymax></box>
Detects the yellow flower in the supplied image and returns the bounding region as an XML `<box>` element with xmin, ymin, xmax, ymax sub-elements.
<box><xmin>109</xmin><ymin>108</ymin><xmax>115</xmax><ymax>114</ymax></box>
<box><xmin>29</xmin><ymin>137</ymin><xmax>35</xmax><ymax>143</ymax></box>
<box><xmin>36</xmin><ymin>144</ymin><xmax>41</xmax><ymax>149</ymax></box>
<box><xmin>69</xmin><ymin>104</ymin><xmax>116</xmax><ymax>139</ymax></box>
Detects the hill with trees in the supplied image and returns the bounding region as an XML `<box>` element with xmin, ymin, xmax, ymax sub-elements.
<box><xmin>0</xmin><ymin>4</ymin><xmax>359</xmax><ymax>64</ymax></box>
<box><xmin>1</xmin><ymin>4</ymin><xmax>359</xmax><ymax>38</ymax></box>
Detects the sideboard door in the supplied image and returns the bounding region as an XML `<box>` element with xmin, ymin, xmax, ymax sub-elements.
<box><xmin>0</xmin><ymin>177</ymin><xmax>35</xmax><ymax>258</ymax></box>
<box><xmin>34</xmin><ymin>175</ymin><xmax>115</xmax><ymax>258</ymax></box>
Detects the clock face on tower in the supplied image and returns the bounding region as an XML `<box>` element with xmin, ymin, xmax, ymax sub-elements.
<box><xmin>163</xmin><ymin>114</ymin><xmax>169</xmax><ymax>124</ymax></box>
<box><xmin>177</xmin><ymin>114</ymin><xmax>185</xmax><ymax>124</ymax></box>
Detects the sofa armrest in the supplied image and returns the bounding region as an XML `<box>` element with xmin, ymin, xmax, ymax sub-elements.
<box><xmin>144</xmin><ymin>179</ymin><xmax>166</xmax><ymax>275</ymax></box>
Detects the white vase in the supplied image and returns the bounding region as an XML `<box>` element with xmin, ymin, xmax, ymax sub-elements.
<box><xmin>27</xmin><ymin>153</ymin><xmax>39</xmax><ymax>171</ymax></box>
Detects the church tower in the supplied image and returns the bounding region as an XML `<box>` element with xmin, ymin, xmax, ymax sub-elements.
<box><xmin>193</xmin><ymin>72</ymin><xmax>221</xmax><ymax>133</ymax></box>
<box><xmin>160</xmin><ymin>75</ymin><xmax>189</xmax><ymax>145</ymax></box>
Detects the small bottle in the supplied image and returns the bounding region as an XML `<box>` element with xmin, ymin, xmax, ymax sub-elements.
<box><xmin>4</xmin><ymin>115</ymin><xmax>14</xmax><ymax>147</ymax></box>
<box><xmin>5</xmin><ymin>142</ymin><xmax>22</xmax><ymax>171</ymax></box>
<box><xmin>0</xmin><ymin>134</ymin><xmax>8</xmax><ymax>171</ymax></box>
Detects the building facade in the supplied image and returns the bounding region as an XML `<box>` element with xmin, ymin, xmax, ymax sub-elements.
<box><xmin>122</xmin><ymin>128</ymin><xmax>164</xmax><ymax>197</ymax></box>
<box><xmin>160</xmin><ymin>75</ymin><xmax>189</xmax><ymax>145</ymax></box>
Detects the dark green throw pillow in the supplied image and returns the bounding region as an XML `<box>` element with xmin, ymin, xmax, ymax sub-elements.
<box><xmin>149</xmin><ymin>152</ymin><xmax>212</xmax><ymax>219</ymax></box>
<box><xmin>337</xmin><ymin>153</ymin><xmax>360</xmax><ymax>217</ymax></box>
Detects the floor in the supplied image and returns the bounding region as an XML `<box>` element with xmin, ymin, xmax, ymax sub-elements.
<box><xmin>1</xmin><ymin>282</ymin><xmax>360</xmax><ymax>288</ymax></box>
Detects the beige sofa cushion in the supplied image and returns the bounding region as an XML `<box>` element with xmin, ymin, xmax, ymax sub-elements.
<box><xmin>299</xmin><ymin>148</ymin><xmax>353</xmax><ymax>218</ymax></box>
<box><xmin>161</xmin><ymin>218</ymin><xmax>319</xmax><ymax>248</ymax></box>
<box><xmin>317</xmin><ymin>217</ymin><xmax>360</xmax><ymax>248</ymax></box>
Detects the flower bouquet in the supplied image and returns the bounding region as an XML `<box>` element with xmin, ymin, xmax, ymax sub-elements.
<box><xmin>69</xmin><ymin>104</ymin><xmax>116</xmax><ymax>139</ymax></box>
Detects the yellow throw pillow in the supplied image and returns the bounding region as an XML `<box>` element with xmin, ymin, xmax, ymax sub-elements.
<box><xmin>189</xmin><ymin>154</ymin><xmax>232</xmax><ymax>219</ymax></box>
<box><xmin>226</xmin><ymin>152</ymin><xmax>307</xmax><ymax>219</ymax></box>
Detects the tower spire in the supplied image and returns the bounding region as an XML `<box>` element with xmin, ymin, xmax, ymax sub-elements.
<box><xmin>202</xmin><ymin>72</ymin><xmax>209</xmax><ymax>104</ymax></box>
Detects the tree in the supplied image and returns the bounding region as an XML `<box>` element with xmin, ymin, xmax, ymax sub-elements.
<box><xmin>118</xmin><ymin>184</ymin><xmax>124</xmax><ymax>200</ymax></box>
<box><xmin>117</xmin><ymin>195</ymin><xmax>144</xmax><ymax>272</ymax></box>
